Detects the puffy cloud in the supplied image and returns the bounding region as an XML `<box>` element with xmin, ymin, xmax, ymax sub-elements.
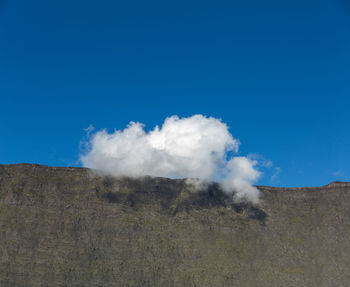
<box><xmin>81</xmin><ymin>114</ymin><xmax>261</xmax><ymax>203</ymax></box>
<box><xmin>222</xmin><ymin>157</ymin><xmax>261</xmax><ymax>203</ymax></box>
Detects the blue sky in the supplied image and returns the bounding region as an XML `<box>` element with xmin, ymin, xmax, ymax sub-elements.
<box><xmin>0</xmin><ymin>0</ymin><xmax>349</xmax><ymax>187</ymax></box>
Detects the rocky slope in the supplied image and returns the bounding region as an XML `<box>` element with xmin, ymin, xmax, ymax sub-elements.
<box><xmin>0</xmin><ymin>163</ymin><xmax>350</xmax><ymax>287</ymax></box>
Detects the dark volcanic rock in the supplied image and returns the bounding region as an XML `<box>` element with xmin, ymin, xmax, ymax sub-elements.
<box><xmin>0</xmin><ymin>163</ymin><xmax>350</xmax><ymax>286</ymax></box>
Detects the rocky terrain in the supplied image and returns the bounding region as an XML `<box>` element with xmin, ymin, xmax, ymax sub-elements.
<box><xmin>0</xmin><ymin>163</ymin><xmax>350</xmax><ymax>286</ymax></box>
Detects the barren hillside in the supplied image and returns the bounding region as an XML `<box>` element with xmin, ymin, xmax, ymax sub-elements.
<box><xmin>0</xmin><ymin>164</ymin><xmax>349</xmax><ymax>286</ymax></box>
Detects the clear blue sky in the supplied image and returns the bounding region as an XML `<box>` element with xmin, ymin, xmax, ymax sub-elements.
<box><xmin>1</xmin><ymin>0</ymin><xmax>349</xmax><ymax>187</ymax></box>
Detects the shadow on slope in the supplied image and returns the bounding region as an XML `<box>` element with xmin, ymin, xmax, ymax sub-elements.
<box><xmin>98</xmin><ymin>176</ymin><xmax>268</xmax><ymax>223</ymax></box>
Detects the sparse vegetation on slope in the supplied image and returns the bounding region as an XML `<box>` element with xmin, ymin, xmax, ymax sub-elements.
<box><xmin>0</xmin><ymin>164</ymin><xmax>350</xmax><ymax>287</ymax></box>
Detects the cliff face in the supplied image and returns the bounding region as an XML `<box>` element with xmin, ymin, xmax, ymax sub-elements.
<box><xmin>0</xmin><ymin>164</ymin><xmax>350</xmax><ymax>287</ymax></box>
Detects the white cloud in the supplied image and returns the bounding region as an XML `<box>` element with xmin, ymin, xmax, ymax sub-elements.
<box><xmin>333</xmin><ymin>168</ymin><xmax>344</xmax><ymax>177</ymax></box>
<box><xmin>81</xmin><ymin>114</ymin><xmax>261</xmax><ymax>203</ymax></box>
<box><xmin>248</xmin><ymin>153</ymin><xmax>273</xmax><ymax>168</ymax></box>
<box><xmin>222</xmin><ymin>157</ymin><xmax>261</xmax><ymax>203</ymax></box>
<box><xmin>270</xmin><ymin>167</ymin><xmax>281</xmax><ymax>183</ymax></box>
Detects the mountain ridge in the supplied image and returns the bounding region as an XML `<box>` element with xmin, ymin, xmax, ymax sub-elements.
<box><xmin>2</xmin><ymin>162</ymin><xmax>347</xmax><ymax>190</ymax></box>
